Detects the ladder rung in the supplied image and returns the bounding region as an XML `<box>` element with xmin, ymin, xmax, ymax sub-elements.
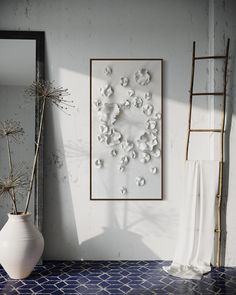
<box><xmin>195</xmin><ymin>55</ymin><xmax>226</xmax><ymax>60</ymax></box>
<box><xmin>192</xmin><ymin>92</ymin><xmax>224</xmax><ymax>96</ymax></box>
<box><xmin>190</xmin><ymin>129</ymin><xmax>223</xmax><ymax>133</ymax></box>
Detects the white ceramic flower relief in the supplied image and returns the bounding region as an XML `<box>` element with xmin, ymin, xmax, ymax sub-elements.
<box><xmin>146</xmin><ymin>118</ymin><xmax>158</xmax><ymax>132</ymax></box>
<box><xmin>136</xmin><ymin>141</ymin><xmax>148</xmax><ymax>152</ymax></box>
<box><xmin>91</xmin><ymin>60</ymin><xmax>162</xmax><ymax>199</ymax></box>
<box><xmin>120</xmin><ymin>156</ymin><xmax>130</xmax><ymax>165</ymax></box>
<box><xmin>128</xmin><ymin>89</ymin><xmax>135</xmax><ymax>97</ymax></box>
<box><xmin>119</xmin><ymin>165</ymin><xmax>126</xmax><ymax>173</ymax></box>
<box><xmin>98</xmin><ymin>103</ymin><xmax>120</xmax><ymax>125</ymax></box>
<box><xmin>149</xmin><ymin>135</ymin><xmax>158</xmax><ymax>151</ymax></box>
<box><xmin>111</xmin><ymin>149</ymin><xmax>118</xmax><ymax>157</ymax></box>
<box><xmin>144</xmin><ymin>91</ymin><xmax>152</xmax><ymax>100</ymax></box>
<box><xmin>136</xmin><ymin>132</ymin><xmax>150</xmax><ymax>152</ymax></box>
<box><xmin>97</xmin><ymin>126</ymin><xmax>122</xmax><ymax>147</ymax></box>
<box><xmin>139</xmin><ymin>152</ymin><xmax>151</xmax><ymax>164</ymax></box>
<box><xmin>99</xmin><ymin>123</ymin><xmax>109</xmax><ymax>134</ymax></box>
<box><xmin>155</xmin><ymin>112</ymin><xmax>162</xmax><ymax>120</ymax></box>
<box><xmin>132</xmin><ymin>96</ymin><xmax>143</xmax><ymax>108</ymax></box>
<box><xmin>137</xmin><ymin>132</ymin><xmax>158</xmax><ymax>152</ymax></box>
<box><xmin>121</xmin><ymin>140</ymin><xmax>134</xmax><ymax>153</ymax></box>
<box><xmin>144</xmin><ymin>92</ymin><xmax>152</xmax><ymax>100</ymax></box>
<box><xmin>120</xmin><ymin>77</ymin><xmax>129</xmax><ymax>87</ymax></box>
<box><xmin>129</xmin><ymin>150</ymin><xmax>137</xmax><ymax>159</ymax></box>
<box><xmin>150</xmin><ymin>166</ymin><xmax>158</xmax><ymax>174</ymax></box>
<box><xmin>95</xmin><ymin>159</ymin><xmax>104</xmax><ymax>169</ymax></box>
<box><xmin>121</xmin><ymin>187</ymin><xmax>128</xmax><ymax>195</ymax></box>
<box><xmin>121</xmin><ymin>99</ymin><xmax>131</xmax><ymax>109</ymax></box>
<box><xmin>143</xmin><ymin>103</ymin><xmax>154</xmax><ymax>116</ymax></box>
<box><xmin>104</xmin><ymin>66</ymin><xmax>112</xmax><ymax>76</ymax></box>
<box><xmin>94</xmin><ymin>99</ymin><xmax>103</xmax><ymax>110</ymax></box>
<box><xmin>136</xmin><ymin>176</ymin><xmax>146</xmax><ymax>186</ymax></box>
<box><xmin>135</xmin><ymin>68</ymin><xmax>151</xmax><ymax>86</ymax></box>
<box><xmin>106</xmin><ymin>129</ymin><xmax>122</xmax><ymax>146</ymax></box>
<box><xmin>100</xmin><ymin>84</ymin><xmax>114</xmax><ymax>98</ymax></box>
<box><xmin>97</xmin><ymin>134</ymin><xmax>105</xmax><ymax>143</ymax></box>
<box><xmin>152</xmin><ymin>147</ymin><xmax>161</xmax><ymax>158</ymax></box>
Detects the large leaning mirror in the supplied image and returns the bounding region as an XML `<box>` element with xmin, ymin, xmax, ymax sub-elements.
<box><xmin>0</xmin><ymin>31</ymin><xmax>45</xmax><ymax>231</ymax></box>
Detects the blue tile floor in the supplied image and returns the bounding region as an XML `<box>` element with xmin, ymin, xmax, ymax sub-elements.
<box><xmin>0</xmin><ymin>261</ymin><xmax>236</xmax><ymax>294</ymax></box>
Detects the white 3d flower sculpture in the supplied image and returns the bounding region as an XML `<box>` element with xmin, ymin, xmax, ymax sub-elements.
<box><xmin>94</xmin><ymin>65</ymin><xmax>161</xmax><ymax>197</ymax></box>
<box><xmin>104</xmin><ymin>66</ymin><xmax>112</xmax><ymax>76</ymax></box>
<box><xmin>136</xmin><ymin>177</ymin><xmax>146</xmax><ymax>186</ymax></box>
<box><xmin>135</xmin><ymin>69</ymin><xmax>151</xmax><ymax>86</ymax></box>
<box><xmin>100</xmin><ymin>84</ymin><xmax>114</xmax><ymax>98</ymax></box>
<box><xmin>120</xmin><ymin>77</ymin><xmax>129</xmax><ymax>87</ymax></box>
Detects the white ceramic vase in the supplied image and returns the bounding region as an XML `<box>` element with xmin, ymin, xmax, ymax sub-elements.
<box><xmin>0</xmin><ymin>212</ymin><xmax>44</xmax><ymax>279</ymax></box>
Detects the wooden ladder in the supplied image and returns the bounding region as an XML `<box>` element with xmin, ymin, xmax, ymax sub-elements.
<box><xmin>185</xmin><ymin>39</ymin><xmax>230</xmax><ymax>267</ymax></box>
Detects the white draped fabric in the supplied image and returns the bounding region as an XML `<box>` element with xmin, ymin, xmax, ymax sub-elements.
<box><xmin>163</xmin><ymin>160</ymin><xmax>219</xmax><ymax>280</ymax></box>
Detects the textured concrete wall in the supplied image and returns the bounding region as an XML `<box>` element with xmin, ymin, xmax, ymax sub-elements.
<box><xmin>211</xmin><ymin>0</ymin><xmax>236</xmax><ymax>267</ymax></box>
<box><xmin>0</xmin><ymin>0</ymin><xmax>235</xmax><ymax>265</ymax></box>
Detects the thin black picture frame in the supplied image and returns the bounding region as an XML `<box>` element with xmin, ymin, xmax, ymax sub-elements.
<box><xmin>90</xmin><ymin>58</ymin><xmax>164</xmax><ymax>201</ymax></box>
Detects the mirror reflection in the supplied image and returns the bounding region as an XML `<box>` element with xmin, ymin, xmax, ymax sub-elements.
<box><xmin>0</xmin><ymin>39</ymin><xmax>36</xmax><ymax>227</ymax></box>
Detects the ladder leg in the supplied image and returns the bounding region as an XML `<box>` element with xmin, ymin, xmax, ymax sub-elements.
<box><xmin>186</xmin><ymin>41</ymin><xmax>196</xmax><ymax>160</ymax></box>
<box><xmin>216</xmin><ymin>38</ymin><xmax>230</xmax><ymax>268</ymax></box>
<box><xmin>216</xmin><ymin>161</ymin><xmax>223</xmax><ymax>267</ymax></box>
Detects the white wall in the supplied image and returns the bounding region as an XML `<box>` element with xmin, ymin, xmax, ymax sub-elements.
<box><xmin>211</xmin><ymin>0</ymin><xmax>236</xmax><ymax>267</ymax></box>
<box><xmin>0</xmin><ymin>0</ymin><xmax>235</xmax><ymax>265</ymax></box>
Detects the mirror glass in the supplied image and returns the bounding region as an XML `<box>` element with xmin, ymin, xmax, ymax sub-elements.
<box><xmin>0</xmin><ymin>39</ymin><xmax>36</xmax><ymax>227</ymax></box>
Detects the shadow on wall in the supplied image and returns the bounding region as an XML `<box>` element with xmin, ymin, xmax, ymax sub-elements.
<box><xmin>63</xmin><ymin>133</ymin><xmax>179</xmax><ymax>260</ymax></box>
<box><xmin>42</xmin><ymin>50</ymin><xmax>80</xmax><ymax>259</ymax></box>
<box><xmin>79</xmin><ymin>227</ymin><xmax>157</xmax><ymax>260</ymax></box>
<box><xmin>43</xmin><ymin>103</ymin><xmax>80</xmax><ymax>259</ymax></box>
<box><xmin>43</xmin><ymin>103</ymin><xmax>79</xmax><ymax>259</ymax></box>
<box><xmin>78</xmin><ymin>200</ymin><xmax>178</xmax><ymax>260</ymax></box>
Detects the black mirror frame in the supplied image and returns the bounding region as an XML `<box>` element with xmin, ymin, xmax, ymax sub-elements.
<box><xmin>0</xmin><ymin>30</ymin><xmax>45</xmax><ymax>233</ymax></box>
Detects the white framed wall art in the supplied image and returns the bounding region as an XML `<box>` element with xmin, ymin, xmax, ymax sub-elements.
<box><xmin>90</xmin><ymin>59</ymin><xmax>163</xmax><ymax>200</ymax></box>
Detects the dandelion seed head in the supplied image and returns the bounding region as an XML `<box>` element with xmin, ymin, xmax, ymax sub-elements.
<box><xmin>25</xmin><ymin>81</ymin><xmax>74</xmax><ymax>114</ymax></box>
<box><xmin>0</xmin><ymin>165</ymin><xmax>29</xmax><ymax>199</ymax></box>
<box><xmin>0</xmin><ymin>120</ymin><xmax>24</xmax><ymax>141</ymax></box>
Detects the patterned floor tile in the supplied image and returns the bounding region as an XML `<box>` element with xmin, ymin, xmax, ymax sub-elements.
<box><xmin>0</xmin><ymin>261</ymin><xmax>236</xmax><ymax>294</ymax></box>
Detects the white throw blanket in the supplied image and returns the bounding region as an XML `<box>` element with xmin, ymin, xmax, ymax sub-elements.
<box><xmin>163</xmin><ymin>160</ymin><xmax>219</xmax><ymax>280</ymax></box>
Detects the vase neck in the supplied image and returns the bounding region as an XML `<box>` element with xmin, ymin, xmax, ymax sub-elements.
<box><xmin>8</xmin><ymin>212</ymin><xmax>32</xmax><ymax>222</ymax></box>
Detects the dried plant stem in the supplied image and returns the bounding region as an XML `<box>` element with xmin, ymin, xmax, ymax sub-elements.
<box><xmin>24</xmin><ymin>97</ymin><xmax>46</xmax><ymax>214</ymax></box>
<box><xmin>6</xmin><ymin>136</ymin><xmax>13</xmax><ymax>175</ymax></box>
<box><xmin>9</xmin><ymin>190</ymin><xmax>17</xmax><ymax>214</ymax></box>
<box><xmin>6</xmin><ymin>135</ymin><xmax>17</xmax><ymax>214</ymax></box>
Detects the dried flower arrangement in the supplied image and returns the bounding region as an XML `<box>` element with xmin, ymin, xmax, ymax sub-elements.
<box><xmin>0</xmin><ymin>120</ymin><xmax>26</xmax><ymax>214</ymax></box>
<box><xmin>0</xmin><ymin>81</ymin><xmax>73</xmax><ymax>215</ymax></box>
